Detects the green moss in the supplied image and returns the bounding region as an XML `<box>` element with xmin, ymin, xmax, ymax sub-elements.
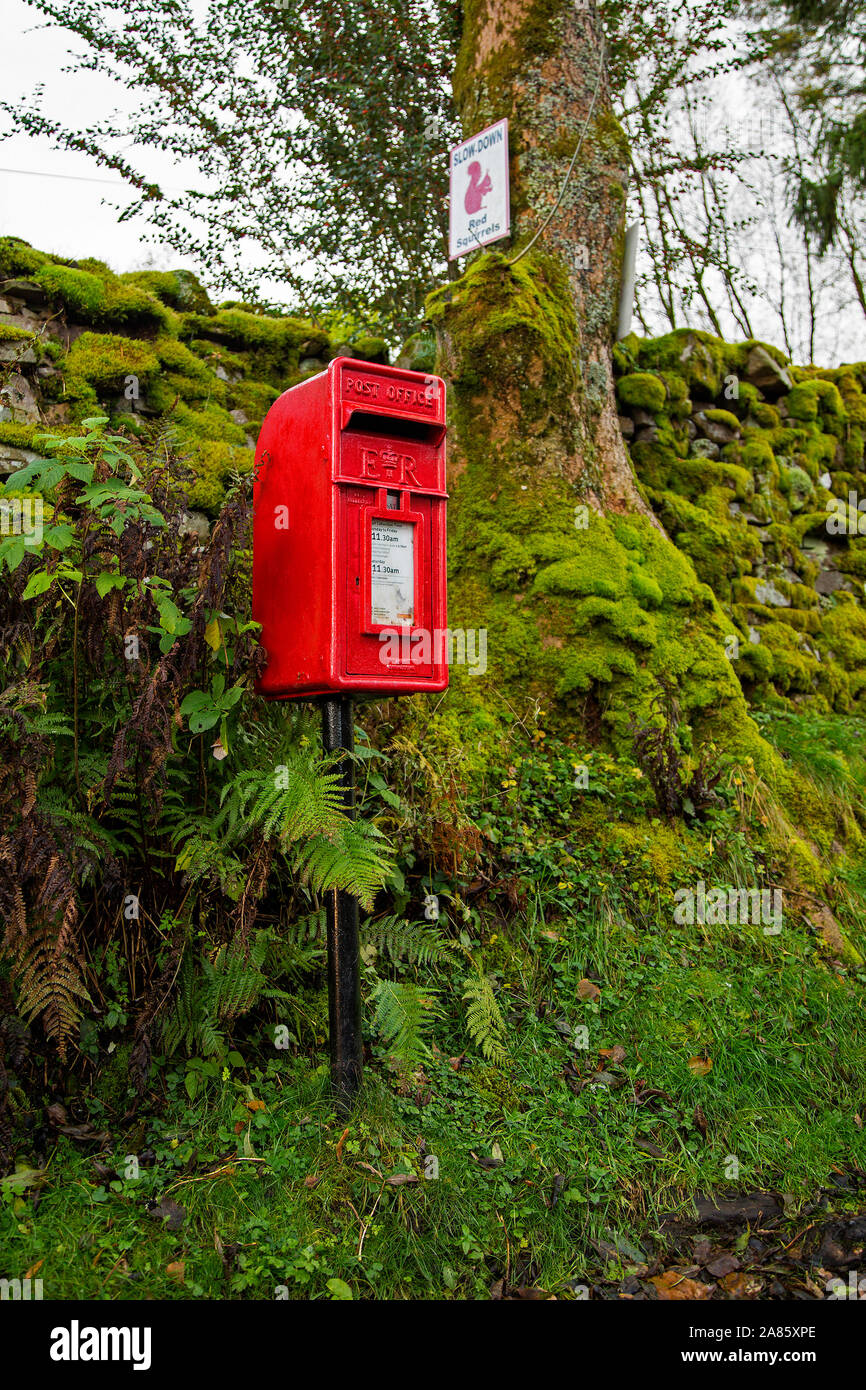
<box><xmin>638</xmin><ymin>329</ymin><xmax>740</xmax><ymax>399</ymax></box>
<box><xmin>347</xmin><ymin>335</ymin><xmax>389</xmax><ymax>364</ymax></box>
<box><xmin>64</xmin><ymin>332</ymin><xmax>160</xmax><ymax>395</ymax></box>
<box><xmin>181</xmin><ymin>308</ymin><xmax>329</xmax><ymax>387</ymax></box>
<box><xmin>617</xmin><ymin>372</ymin><xmax>666</xmax><ymax>413</ymax></box>
<box><xmin>32</xmin><ymin>262</ymin><xmax>168</xmax><ymax>331</ymax></box>
<box><xmin>122</xmin><ymin>268</ymin><xmax>214</xmax><ymax>315</ymax></box>
<box><xmin>0</xmin><ymin>421</ymin><xmax>38</xmax><ymax>449</ymax></box>
<box><xmin>184</xmin><ymin>440</ymin><xmax>254</xmax><ymax>513</ymax></box>
<box><xmin>429</xmin><ymin>250</ymin><xmax>577</xmax><ymax>387</ymax></box>
<box><xmin>0</xmin><ymin>236</ymin><xmax>53</xmax><ymax>280</ymax></box>
<box><xmin>705</xmin><ymin>408</ymin><xmax>741</xmax><ymax>432</ymax></box>
<box><xmin>787</xmin><ymin>381</ymin><xmax>821</xmax><ymax>421</ymax></box>
<box><xmin>0</xmin><ymin>323</ymin><xmax>38</xmax><ymax>345</ymax></box>
<box><xmin>227</xmin><ymin>379</ymin><xmax>280</xmax><ymax>425</ymax></box>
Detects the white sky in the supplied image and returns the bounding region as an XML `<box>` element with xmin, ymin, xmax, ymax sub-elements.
<box><xmin>0</xmin><ymin>0</ymin><xmax>863</xmax><ymax>366</ymax></box>
<box><xmin>0</xmin><ymin>1</ymin><xmax>205</xmax><ymax>275</ymax></box>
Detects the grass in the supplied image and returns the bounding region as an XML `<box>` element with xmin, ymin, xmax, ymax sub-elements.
<box><xmin>3</xmin><ymin>710</ymin><xmax>865</xmax><ymax>1300</ymax></box>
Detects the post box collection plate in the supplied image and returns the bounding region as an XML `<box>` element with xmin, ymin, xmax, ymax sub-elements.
<box><xmin>252</xmin><ymin>357</ymin><xmax>448</xmax><ymax>698</ymax></box>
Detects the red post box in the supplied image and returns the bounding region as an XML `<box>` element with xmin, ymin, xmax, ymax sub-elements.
<box><xmin>252</xmin><ymin>357</ymin><xmax>448</xmax><ymax>698</ymax></box>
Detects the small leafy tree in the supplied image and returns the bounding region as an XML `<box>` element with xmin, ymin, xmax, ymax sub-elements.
<box><xmin>0</xmin><ymin>416</ymin><xmax>390</xmax><ymax>1070</ymax></box>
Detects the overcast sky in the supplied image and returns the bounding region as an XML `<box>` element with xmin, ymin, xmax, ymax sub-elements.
<box><xmin>1</xmin><ymin>0</ymin><xmax>863</xmax><ymax>366</ymax></box>
<box><xmin>0</xmin><ymin>0</ymin><xmax>204</xmax><ymax>275</ymax></box>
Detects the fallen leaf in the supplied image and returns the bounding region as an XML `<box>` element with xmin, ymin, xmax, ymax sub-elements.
<box><xmin>634</xmin><ymin>1138</ymin><xmax>664</xmax><ymax>1158</ymax></box>
<box><xmin>385</xmin><ymin>1173</ymin><xmax>419</xmax><ymax>1186</ymax></box>
<box><xmin>472</xmin><ymin>1150</ymin><xmax>504</xmax><ymax>1169</ymax></box>
<box><xmin>46</xmin><ymin>1102</ymin><xmax>67</xmax><ymax>1126</ymax></box>
<box><xmin>578</xmin><ymin>979</ymin><xmax>601</xmax><ymax>1002</ymax></box>
<box><xmin>146</xmin><ymin>1197</ymin><xmax>186</xmax><ymax>1230</ymax></box>
<box><xmin>599</xmin><ymin>1045</ymin><xmax>626</xmax><ymax>1063</ymax></box>
<box><xmin>244</xmin><ymin>1099</ymin><xmax>266</xmax><ymax>1113</ymax></box>
<box><xmin>650</xmin><ymin>1270</ymin><xmax>713</xmax><ymax>1300</ymax></box>
<box><xmin>304</xmin><ymin>1173</ymin><xmax>322</xmax><ymax>1188</ymax></box>
<box><xmin>336</xmin><ymin>1126</ymin><xmax>349</xmax><ymax>1163</ymax></box>
<box><xmin>57</xmin><ymin>1122</ymin><xmax>112</xmax><ymax>1145</ymax></box>
<box><xmin>0</xmin><ymin>1164</ymin><xmax>47</xmax><ymax>1193</ymax></box>
<box><xmin>688</xmin><ymin>1056</ymin><xmax>713</xmax><ymax>1077</ymax></box>
<box><xmin>720</xmin><ymin>1270</ymin><xmax>763</xmax><ymax>1297</ymax></box>
<box><xmin>166</xmin><ymin>1260</ymin><xmax>185</xmax><ymax>1283</ymax></box>
<box><xmin>24</xmin><ymin>1259</ymin><xmax>44</xmax><ymax>1280</ymax></box>
<box><xmin>707</xmin><ymin>1253</ymin><xmax>740</xmax><ymax>1278</ymax></box>
<box><xmin>693</xmin><ymin>1104</ymin><xmax>708</xmax><ymax>1138</ymax></box>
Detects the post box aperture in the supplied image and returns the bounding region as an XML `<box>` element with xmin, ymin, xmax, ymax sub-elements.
<box><xmin>253</xmin><ymin>358</ymin><xmax>448</xmax><ymax>698</ymax></box>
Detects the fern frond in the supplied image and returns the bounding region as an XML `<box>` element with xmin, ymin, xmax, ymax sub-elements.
<box><xmin>297</xmin><ymin>820</ymin><xmax>391</xmax><ymax>911</ymax></box>
<box><xmin>463</xmin><ymin>972</ymin><xmax>508</xmax><ymax>1064</ymax></box>
<box><xmin>362</xmin><ymin>915</ymin><xmax>459</xmax><ymax>967</ymax></box>
<box><xmin>12</xmin><ymin>904</ymin><xmax>90</xmax><ymax>1059</ymax></box>
<box><xmin>370</xmin><ymin>978</ymin><xmax>443</xmax><ymax>1069</ymax></box>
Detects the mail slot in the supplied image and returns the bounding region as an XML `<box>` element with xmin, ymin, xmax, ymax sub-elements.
<box><xmin>252</xmin><ymin>357</ymin><xmax>448</xmax><ymax>697</ymax></box>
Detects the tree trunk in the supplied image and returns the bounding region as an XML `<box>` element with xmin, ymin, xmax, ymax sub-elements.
<box><xmin>427</xmin><ymin>0</ymin><xmax>754</xmax><ymax>750</ymax></box>
<box><xmin>447</xmin><ymin>0</ymin><xmax>651</xmax><ymax>517</ymax></box>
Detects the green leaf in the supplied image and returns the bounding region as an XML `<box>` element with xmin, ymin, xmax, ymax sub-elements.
<box><xmin>189</xmin><ymin>708</ymin><xmax>221</xmax><ymax>733</ymax></box>
<box><xmin>43</xmin><ymin>523</ymin><xmax>75</xmax><ymax>551</ymax></box>
<box><xmin>22</xmin><ymin>569</ymin><xmax>53</xmax><ymax>599</ymax></box>
<box><xmin>65</xmin><ymin>461</ymin><xmax>96</xmax><ymax>483</ymax></box>
<box><xmin>326</xmin><ymin>1278</ymin><xmax>353</xmax><ymax>1300</ymax></box>
<box><xmin>0</xmin><ymin>537</ymin><xmax>27</xmax><ymax>571</ymax></box>
<box><xmin>95</xmin><ymin>571</ymin><xmax>126</xmax><ymax>598</ymax></box>
<box><xmin>180</xmin><ymin>690</ymin><xmax>210</xmax><ymax>715</ymax></box>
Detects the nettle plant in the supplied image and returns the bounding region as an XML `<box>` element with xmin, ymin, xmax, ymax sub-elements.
<box><xmin>0</xmin><ymin>417</ymin><xmax>390</xmax><ymax>1075</ymax></box>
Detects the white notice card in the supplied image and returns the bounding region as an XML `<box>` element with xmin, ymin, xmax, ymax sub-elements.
<box><xmin>371</xmin><ymin>519</ymin><xmax>414</xmax><ymax>625</ymax></box>
<box><xmin>448</xmin><ymin>118</ymin><xmax>510</xmax><ymax>259</ymax></box>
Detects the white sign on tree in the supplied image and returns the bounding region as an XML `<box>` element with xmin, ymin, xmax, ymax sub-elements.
<box><xmin>448</xmin><ymin>118</ymin><xmax>510</xmax><ymax>260</ymax></box>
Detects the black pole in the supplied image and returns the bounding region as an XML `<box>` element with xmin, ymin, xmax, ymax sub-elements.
<box><xmin>321</xmin><ymin>695</ymin><xmax>363</xmax><ymax>1112</ymax></box>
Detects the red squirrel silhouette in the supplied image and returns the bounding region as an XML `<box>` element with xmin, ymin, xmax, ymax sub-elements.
<box><xmin>464</xmin><ymin>160</ymin><xmax>492</xmax><ymax>215</ymax></box>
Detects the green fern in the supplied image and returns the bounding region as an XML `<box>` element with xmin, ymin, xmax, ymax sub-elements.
<box><xmin>162</xmin><ymin>928</ymin><xmax>277</xmax><ymax>1056</ymax></box>
<box><xmin>173</xmin><ymin>755</ymin><xmax>392</xmax><ymax>910</ymax></box>
<box><xmin>463</xmin><ymin>971</ymin><xmax>507</xmax><ymax>1063</ymax></box>
<box><xmin>297</xmin><ymin>819</ymin><xmax>390</xmax><ymax>911</ymax></box>
<box><xmin>370</xmin><ymin>978</ymin><xmax>443</xmax><ymax>1069</ymax></box>
<box><xmin>362</xmin><ymin>914</ymin><xmax>460</xmax><ymax>967</ymax></box>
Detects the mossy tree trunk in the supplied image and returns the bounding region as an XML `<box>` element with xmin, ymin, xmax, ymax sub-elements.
<box><xmin>426</xmin><ymin>0</ymin><xmax>756</xmax><ymax>752</ymax></box>
<box><xmin>442</xmin><ymin>0</ymin><xmax>650</xmax><ymax>517</ymax></box>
